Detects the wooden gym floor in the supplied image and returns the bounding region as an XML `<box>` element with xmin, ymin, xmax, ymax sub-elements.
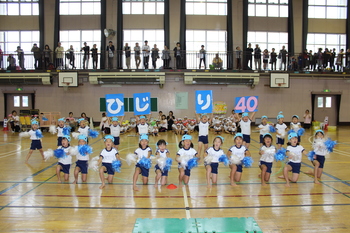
<box><xmin>0</xmin><ymin>127</ymin><xmax>350</xmax><ymax>232</ymax></box>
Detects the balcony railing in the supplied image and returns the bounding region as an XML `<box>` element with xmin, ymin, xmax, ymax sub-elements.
<box><xmin>0</xmin><ymin>51</ymin><xmax>347</xmax><ymax>72</ymax></box>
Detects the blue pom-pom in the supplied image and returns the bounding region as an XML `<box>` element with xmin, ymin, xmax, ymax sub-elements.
<box><xmin>269</xmin><ymin>125</ymin><xmax>276</xmax><ymax>133</ymax></box>
<box><xmin>63</xmin><ymin>126</ymin><xmax>71</xmax><ymax>135</ymax></box>
<box><xmin>139</xmin><ymin>157</ymin><xmax>152</xmax><ymax>169</ymax></box>
<box><xmin>42</xmin><ymin>117</ymin><xmax>48</xmax><ymax>121</ymax></box>
<box><xmin>187</xmin><ymin>157</ymin><xmax>199</xmax><ymax>170</ymax></box>
<box><xmin>219</xmin><ymin>154</ymin><xmax>229</xmax><ymax>166</ymax></box>
<box><xmin>298</xmin><ymin>128</ymin><xmax>305</xmax><ymax>136</ymax></box>
<box><xmin>242</xmin><ymin>156</ymin><xmax>254</xmax><ymax>168</ymax></box>
<box><xmin>78</xmin><ymin>145</ymin><xmax>92</xmax><ymax>156</ymax></box>
<box><xmin>308</xmin><ymin>151</ymin><xmax>316</xmax><ymax>161</ymax></box>
<box><xmin>35</xmin><ymin>130</ymin><xmax>43</xmax><ymax>139</ymax></box>
<box><xmin>287</xmin><ymin>129</ymin><xmax>294</xmax><ymax>135</ymax></box>
<box><xmin>325</xmin><ymin>138</ymin><xmax>337</xmax><ymax>152</ymax></box>
<box><xmin>112</xmin><ymin>160</ymin><xmax>122</xmax><ymax>173</ymax></box>
<box><xmin>88</xmin><ymin>129</ymin><xmax>99</xmax><ymax>139</ymax></box>
<box><xmin>54</xmin><ymin>148</ymin><xmax>66</xmax><ymax>159</ymax></box>
<box><xmin>274</xmin><ymin>148</ymin><xmax>287</xmax><ymax>161</ymax></box>
<box><xmin>163</xmin><ymin>158</ymin><xmax>173</xmax><ymax>172</ymax></box>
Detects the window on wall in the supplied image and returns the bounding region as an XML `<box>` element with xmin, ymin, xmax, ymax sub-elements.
<box><xmin>122</xmin><ymin>0</ymin><xmax>164</xmax><ymax>15</ymax></box>
<box><xmin>0</xmin><ymin>31</ymin><xmax>39</xmax><ymax>53</ymax></box>
<box><xmin>60</xmin><ymin>30</ymin><xmax>101</xmax><ymax>52</ymax></box>
<box><xmin>186</xmin><ymin>0</ymin><xmax>227</xmax><ymax>15</ymax></box>
<box><xmin>307</xmin><ymin>33</ymin><xmax>346</xmax><ymax>54</ymax></box>
<box><xmin>309</xmin><ymin>0</ymin><xmax>347</xmax><ymax>19</ymax></box>
<box><xmin>248</xmin><ymin>0</ymin><xmax>288</xmax><ymax>17</ymax></box>
<box><xmin>0</xmin><ymin>0</ymin><xmax>39</xmax><ymax>15</ymax></box>
<box><xmin>248</xmin><ymin>31</ymin><xmax>288</xmax><ymax>52</ymax></box>
<box><xmin>60</xmin><ymin>0</ymin><xmax>101</xmax><ymax>15</ymax></box>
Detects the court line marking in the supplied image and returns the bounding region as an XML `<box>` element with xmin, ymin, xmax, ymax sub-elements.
<box><xmin>3</xmin><ymin>202</ymin><xmax>350</xmax><ymax>210</ymax></box>
<box><xmin>0</xmin><ymin>174</ymin><xmax>56</xmax><ymax>211</ymax></box>
<box><xmin>1</xmin><ymin>191</ymin><xmax>349</xmax><ymax>198</ymax></box>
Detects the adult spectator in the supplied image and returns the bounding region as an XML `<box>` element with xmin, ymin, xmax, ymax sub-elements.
<box><xmin>142</xmin><ymin>40</ymin><xmax>150</xmax><ymax>69</ymax></box>
<box><xmin>67</xmin><ymin>112</ymin><xmax>77</xmax><ymax>131</ymax></box>
<box><xmin>151</xmin><ymin>44</ymin><xmax>159</xmax><ymax>69</ymax></box>
<box><xmin>81</xmin><ymin>42</ymin><xmax>90</xmax><ymax>69</ymax></box>
<box><xmin>81</xmin><ymin>112</ymin><xmax>90</xmax><ymax>124</ymax></box>
<box><xmin>212</xmin><ymin>54</ymin><xmax>223</xmax><ymax>70</ymax></box>
<box><xmin>9</xmin><ymin>110</ymin><xmax>20</xmax><ymax>132</ymax></box>
<box><xmin>31</xmin><ymin>43</ymin><xmax>41</xmax><ymax>69</ymax></box>
<box><xmin>43</xmin><ymin>45</ymin><xmax>52</xmax><ymax>70</ymax></box>
<box><xmin>254</xmin><ymin>44</ymin><xmax>261</xmax><ymax>70</ymax></box>
<box><xmin>245</xmin><ymin>43</ymin><xmax>253</xmax><ymax>69</ymax></box>
<box><xmin>15</xmin><ymin>46</ymin><xmax>25</xmax><ymax>70</ymax></box>
<box><xmin>7</xmin><ymin>54</ymin><xmax>16</xmax><ymax>70</ymax></box>
<box><xmin>173</xmin><ymin>42</ymin><xmax>182</xmax><ymax>69</ymax></box>
<box><xmin>55</xmin><ymin>42</ymin><xmax>64</xmax><ymax>70</ymax></box>
<box><xmin>167</xmin><ymin>111</ymin><xmax>175</xmax><ymax>130</ymax></box>
<box><xmin>279</xmin><ymin>45</ymin><xmax>288</xmax><ymax>71</ymax></box>
<box><xmin>106</xmin><ymin>41</ymin><xmax>115</xmax><ymax>70</ymax></box>
<box><xmin>134</xmin><ymin>42</ymin><xmax>141</xmax><ymax>69</ymax></box>
<box><xmin>162</xmin><ymin>45</ymin><xmax>170</xmax><ymax>69</ymax></box>
<box><xmin>199</xmin><ymin>45</ymin><xmax>206</xmax><ymax>69</ymax></box>
<box><xmin>123</xmin><ymin>42</ymin><xmax>131</xmax><ymax>69</ymax></box>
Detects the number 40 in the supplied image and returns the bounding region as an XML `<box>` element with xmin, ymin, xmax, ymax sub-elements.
<box><xmin>234</xmin><ymin>96</ymin><xmax>259</xmax><ymax>113</ymax></box>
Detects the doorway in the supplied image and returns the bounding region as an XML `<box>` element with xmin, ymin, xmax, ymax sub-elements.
<box><xmin>5</xmin><ymin>93</ymin><xmax>34</xmax><ymax>116</ymax></box>
<box><xmin>312</xmin><ymin>94</ymin><xmax>341</xmax><ymax>126</ymax></box>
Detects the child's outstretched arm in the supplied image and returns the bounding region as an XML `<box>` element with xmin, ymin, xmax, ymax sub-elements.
<box><xmin>250</xmin><ymin>112</ymin><xmax>256</xmax><ymax>121</ymax></box>
<box><xmin>208</xmin><ymin>112</ymin><xmax>214</xmax><ymax>124</ymax></box>
<box><xmin>195</xmin><ymin>112</ymin><xmax>200</xmax><ymax>123</ymax></box>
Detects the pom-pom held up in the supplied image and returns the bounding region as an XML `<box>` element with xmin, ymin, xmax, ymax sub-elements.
<box><xmin>78</xmin><ymin>145</ymin><xmax>93</xmax><ymax>156</ymax></box>
<box><xmin>187</xmin><ymin>157</ymin><xmax>199</xmax><ymax>170</ymax></box>
<box><xmin>242</xmin><ymin>156</ymin><xmax>254</xmax><ymax>168</ymax></box>
<box><xmin>219</xmin><ymin>154</ymin><xmax>229</xmax><ymax>166</ymax></box>
<box><xmin>69</xmin><ymin>146</ymin><xmax>79</xmax><ymax>156</ymax></box>
<box><xmin>230</xmin><ymin>154</ymin><xmax>241</xmax><ymax>165</ymax></box>
<box><xmin>49</xmin><ymin>125</ymin><xmax>57</xmax><ymax>134</ymax></box>
<box><xmin>126</xmin><ymin>153</ymin><xmax>137</xmax><ymax>166</ymax></box>
<box><xmin>269</xmin><ymin>125</ymin><xmax>276</xmax><ymax>133</ymax></box>
<box><xmin>308</xmin><ymin>151</ymin><xmax>316</xmax><ymax>161</ymax></box>
<box><xmin>35</xmin><ymin>130</ymin><xmax>43</xmax><ymax>139</ymax></box>
<box><xmin>325</xmin><ymin>138</ymin><xmax>337</xmax><ymax>153</ymax></box>
<box><xmin>19</xmin><ymin>132</ymin><xmax>30</xmax><ymax>138</ymax></box>
<box><xmin>112</xmin><ymin>160</ymin><xmax>122</xmax><ymax>173</ymax></box>
<box><xmin>298</xmin><ymin>128</ymin><xmax>305</xmax><ymax>136</ymax></box>
<box><xmin>63</xmin><ymin>126</ymin><xmax>71</xmax><ymax>135</ymax></box>
<box><xmin>89</xmin><ymin>156</ymin><xmax>99</xmax><ymax>171</ymax></box>
<box><xmin>274</xmin><ymin>148</ymin><xmax>287</xmax><ymax>161</ymax></box>
<box><xmin>54</xmin><ymin>148</ymin><xmax>66</xmax><ymax>159</ymax></box>
<box><xmin>88</xmin><ymin>129</ymin><xmax>99</xmax><ymax>139</ymax></box>
<box><xmin>139</xmin><ymin>157</ymin><xmax>152</xmax><ymax>169</ymax></box>
<box><xmin>43</xmin><ymin>149</ymin><xmax>54</xmax><ymax>161</ymax></box>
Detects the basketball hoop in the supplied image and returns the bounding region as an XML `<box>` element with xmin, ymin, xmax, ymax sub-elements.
<box><xmin>63</xmin><ymin>82</ymin><xmax>70</xmax><ymax>91</ymax></box>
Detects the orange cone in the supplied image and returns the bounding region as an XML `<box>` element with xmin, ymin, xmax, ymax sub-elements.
<box><xmin>167</xmin><ymin>184</ymin><xmax>177</xmax><ymax>189</ymax></box>
<box><xmin>2</xmin><ymin>118</ymin><xmax>9</xmax><ymax>131</ymax></box>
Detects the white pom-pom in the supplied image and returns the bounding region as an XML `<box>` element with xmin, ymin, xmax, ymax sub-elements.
<box><xmin>179</xmin><ymin>155</ymin><xmax>190</xmax><ymax>168</ymax></box>
<box><xmin>157</xmin><ymin>157</ymin><xmax>167</xmax><ymax>171</ymax></box>
<box><xmin>19</xmin><ymin>132</ymin><xmax>30</xmax><ymax>138</ymax></box>
<box><xmin>89</xmin><ymin>156</ymin><xmax>99</xmax><ymax>171</ymax></box>
<box><xmin>126</xmin><ymin>153</ymin><xmax>137</xmax><ymax>166</ymax></box>
<box><xmin>69</xmin><ymin>146</ymin><xmax>79</xmax><ymax>156</ymax></box>
<box><xmin>313</xmin><ymin>138</ymin><xmax>326</xmax><ymax>151</ymax></box>
<box><xmin>150</xmin><ymin>155</ymin><xmax>157</xmax><ymax>160</ymax></box>
<box><xmin>49</xmin><ymin>125</ymin><xmax>57</xmax><ymax>134</ymax></box>
<box><xmin>43</xmin><ymin>149</ymin><xmax>54</xmax><ymax>161</ymax></box>
<box><xmin>72</xmin><ymin>132</ymin><xmax>80</xmax><ymax>139</ymax></box>
<box><xmin>204</xmin><ymin>155</ymin><xmax>214</xmax><ymax>164</ymax></box>
<box><xmin>230</xmin><ymin>154</ymin><xmax>241</xmax><ymax>165</ymax></box>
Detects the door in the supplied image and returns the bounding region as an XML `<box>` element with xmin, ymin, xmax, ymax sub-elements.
<box><xmin>313</xmin><ymin>95</ymin><xmax>338</xmax><ymax>126</ymax></box>
<box><xmin>6</xmin><ymin>94</ymin><xmax>32</xmax><ymax>116</ymax></box>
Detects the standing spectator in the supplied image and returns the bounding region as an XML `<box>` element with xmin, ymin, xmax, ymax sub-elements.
<box><xmin>323</xmin><ymin>48</ymin><xmax>330</xmax><ymax>69</ymax></box>
<box><xmin>199</xmin><ymin>45</ymin><xmax>206</xmax><ymax>69</ymax></box>
<box><xmin>134</xmin><ymin>42</ymin><xmax>141</xmax><ymax>69</ymax></box>
<box><xmin>167</xmin><ymin>111</ymin><xmax>175</xmax><ymax>131</ymax></box>
<box><xmin>123</xmin><ymin>43</ymin><xmax>131</xmax><ymax>69</ymax></box>
<box><xmin>303</xmin><ymin>49</ymin><xmax>309</xmax><ymax>70</ymax></box>
<box><xmin>330</xmin><ymin>48</ymin><xmax>336</xmax><ymax>70</ymax></box>
<box><xmin>31</xmin><ymin>43</ymin><xmax>41</xmax><ymax>69</ymax></box>
<box><xmin>270</xmin><ymin>48</ymin><xmax>277</xmax><ymax>70</ymax></box>
<box><xmin>262</xmin><ymin>49</ymin><xmax>269</xmax><ymax>70</ymax></box>
<box><xmin>236</xmin><ymin>46</ymin><xmax>242</xmax><ymax>70</ymax></box>
<box><xmin>7</xmin><ymin>54</ymin><xmax>16</xmax><ymax>70</ymax></box>
<box><xmin>346</xmin><ymin>49</ymin><xmax>350</xmax><ymax>68</ymax></box>
<box><xmin>308</xmin><ymin>50</ymin><xmax>316</xmax><ymax>70</ymax></box>
<box><xmin>317</xmin><ymin>48</ymin><xmax>323</xmax><ymax>70</ymax></box>
<box><xmin>106</xmin><ymin>41</ymin><xmax>115</xmax><ymax>70</ymax></box>
<box><xmin>0</xmin><ymin>45</ymin><xmax>3</xmax><ymax>69</ymax></box>
<box><xmin>162</xmin><ymin>45</ymin><xmax>170</xmax><ymax>69</ymax></box>
<box><xmin>81</xmin><ymin>42</ymin><xmax>90</xmax><ymax>69</ymax></box>
<box><xmin>279</xmin><ymin>45</ymin><xmax>288</xmax><ymax>71</ymax></box>
<box><xmin>254</xmin><ymin>44</ymin><xmax>261</xmax><ymax>70</ymax></box>
<box><xmin>43</xmin><ymin>44</ymin><xmax>52</xmax><ymax>69</ymax></box>
<box><xmin>303</xmin><ymin>110</ymin><xmax>312</xmax><ymax>129</ymax></box>
<box><xmin>55</xmin><ymin>42</ymin><xmax>64</xmax><ymax>70</ymax></box>
<box><xmin>67</xmin><ymin>45</ymin><xmax>75</xmax><ymax>69</ymax></box>
<box><xmin>15</xmin><ymin>46</ymin><xmax>25</xmax><ymax>70</ymax></box>
<box><xmin>142</xmin><ymin>40</ymin><xmax>150</xmax><ymax>69</ymax></box>
<box><xmin>91</xmin><ymin>44</ymin><xmax>98</xmax><ymax>70</ymax></box>
<box><xmin>336</xmin><ymin>49</ymin><xmax>344</xmax><ymax>72</ymax></box>
<box><xmin>151</xmin><ymin>44</ymin><xmax>159</xmax><ymax>69</ymax></box>
<box><xmin>173</xmin><ymin>42</ymin><xmax>182</xmax><ymax>69</ymax></box>
<box><xmin>245</xmin><ymin>43</ymin><xmax>253</xmax><ymax>69</ymax></box>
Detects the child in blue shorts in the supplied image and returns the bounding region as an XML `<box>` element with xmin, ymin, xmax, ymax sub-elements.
<box><xmin>259</xmin><ymin>133</ymin><xmax>276</xmax><ymax>186</ymax></box>
<box><xmin>97</xmin><ymin>135</ymin><xmax>119</xmax><ymax>189</ymax></box>
<box><xmin>283</xmin><ymin>132</ymin><xmax>308</xmax><ymax>187</ymax></box>
<box><xmin>133</xmin><ymin>134</ymin><xmax>152</xmax><ymax>191</ymax></box>
<box><xmin>177</xmin><ymin>135</ymin><xmax>198</xmax><ymax>187</ymax></box>
<box><xmin>73</xmin><ymin>135</ymin><xmax>92</xmax><ymax>184</ymax></box>
<box><xmin>204</xmin><ymin>136</ymin><xmax>224</xmax><ymax>188</ymax></box>
<box><xmin>196</xmin><ymin>112</ymin><xmax>213</xmax><ymax>159</ymax></box>
<box><xmin>25</xmin><ymin>120</ymin><xmax>44</xmax><ymax>163</ymax></box>
<box><xmin>154</xmin><ymin>139</ymin><xmax>170</xmax><ymax>187</ymax></box>
<box><xmin>56</xmin><ymin>135</ymin><xmax>72</xmax><ymax>183</ymax></box>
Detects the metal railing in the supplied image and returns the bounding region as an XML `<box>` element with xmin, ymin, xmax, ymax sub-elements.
<box><xmin>0</xmin><ymin>51</ymin><xmax>348</xmax><ymax>72</ymax></box>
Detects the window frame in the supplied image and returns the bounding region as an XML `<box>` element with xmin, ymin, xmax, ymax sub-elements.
<box><xmin>0</xmin><ymin>0</ymin><xmax>39</xmax><ymax>16</ymax></box>
<box><xmin>122</xmin><ymin>0</ymin><xmax>164</xmax><ymax>15</ymax></box>
<box><xmin>186</xmin><ymin>0</ymin><xmax>227</xmax><ymax>16</ymax></box>
<box><xmin>59</xmin><ymin>0</ymin><xmax>101</xmax><ymax>15</ymax></box>
<box><xmin>248</xmin><ymin>0</ymin><xmax>289</xmax><ymax>17</ymax></box>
